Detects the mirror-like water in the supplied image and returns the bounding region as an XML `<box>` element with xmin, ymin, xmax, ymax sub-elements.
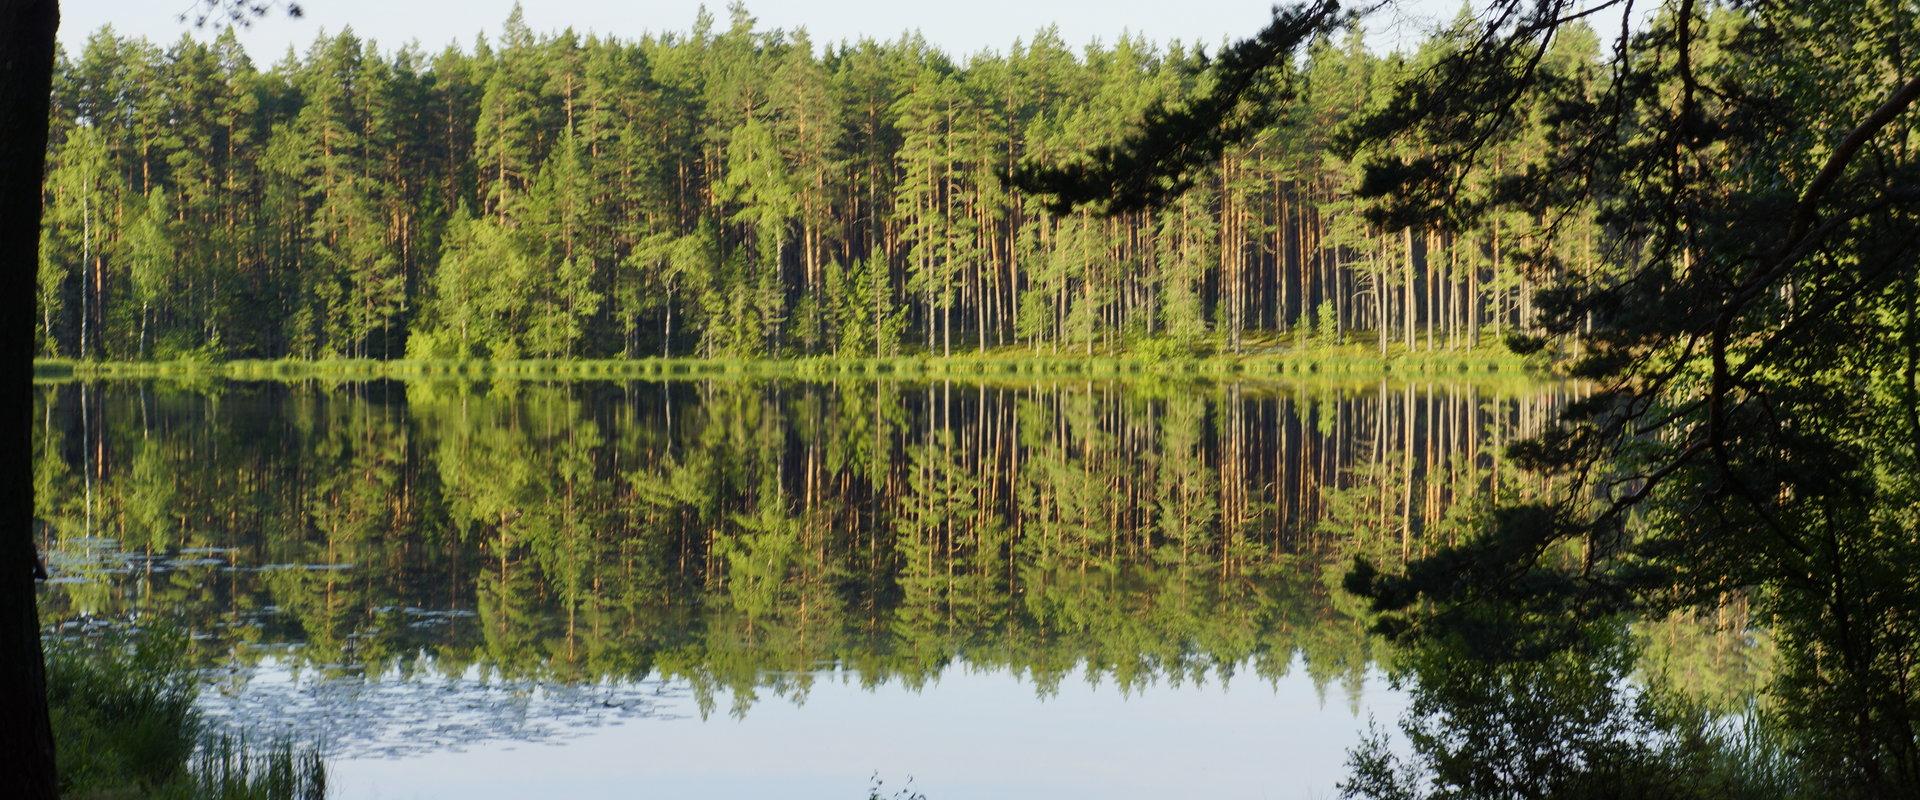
<box><xmin>35</xmin><ymin>377</ymin><xmax>1567</xmax><ymax>798</ymax></box>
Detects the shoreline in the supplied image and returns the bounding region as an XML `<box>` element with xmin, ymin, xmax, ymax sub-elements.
<box><xmin>30</xmin><ymin>343</ymin><xmax>1543</xmax><ymax>383</ymax></box>
<box><xmin>34</xmin><ymin>344</ymin><xmax>1542</xmax><ymax>384</ymax></box>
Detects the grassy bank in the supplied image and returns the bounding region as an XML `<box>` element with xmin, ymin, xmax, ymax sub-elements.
<box><xmin>47</xmin><ymin>631</ymin><xmax>327</xmax><ymax>800</ymax></box>
<box><xmin>36</xmin><ymin>339</ymin><xmax>1540</xmax><ymax>384</ymax></box>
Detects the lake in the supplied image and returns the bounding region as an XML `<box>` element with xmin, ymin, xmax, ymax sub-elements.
<box><xmin>34</xmin><ymin>376</ymin><xmax>1566</xmax><ymax>799</ymax></box>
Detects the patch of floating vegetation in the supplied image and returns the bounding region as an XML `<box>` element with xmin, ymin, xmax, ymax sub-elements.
<box><xmin>200</xmin><ymin>657</ymin><xmax>692</xmax><ymax>759</ymax></box>
<box><xmin>254</xmin><ymin>562</ymin><xmax>356</xmax><ymax>572</ymax></box>
<box><xmin>371</xmin><ymin>606</ymin><xmax>479</xmax><ymax>630</ymax></box>
<box><xmin>40</xmin><ymin>535</ymin><xmax>684</xmax><ymax>761</ymax></box>
<box><xmin>43</xmin><ymin>537</ymin><xmax>364</xmax><ymax>581</ymax></box>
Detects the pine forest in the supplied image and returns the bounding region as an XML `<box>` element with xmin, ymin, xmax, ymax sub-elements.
<box><xmin>36</xmin><ymin>3</ymin><xmax>1602</xmax><ymax>363</ymax></box>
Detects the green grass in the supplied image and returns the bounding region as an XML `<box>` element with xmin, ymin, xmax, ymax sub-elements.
<box><xmin>46</xmin><ymin>631</ymin><xmax>326</xmax><ymax>800</ymax></box>
<box><xmin>37</xmin><ymin>336</ymin><xmax>1542</xmax><ymax>385</ymax></box>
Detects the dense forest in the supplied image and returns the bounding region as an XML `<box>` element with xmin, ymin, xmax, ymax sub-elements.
<box><xmin>17</xmin><ymin>0</ymin><xmax>1918</xmax><ymax>795</ymax></box>
<box><xmin>36</xmin><ymin>3</ymin><xmax>1601</xmax><ymax>362</ymax></box>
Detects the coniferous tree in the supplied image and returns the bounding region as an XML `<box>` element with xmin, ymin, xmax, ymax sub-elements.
<box><xmin>35</xmin><ymin>3</ymin><xmax>1637</xmax><ymax>365</ymax></box>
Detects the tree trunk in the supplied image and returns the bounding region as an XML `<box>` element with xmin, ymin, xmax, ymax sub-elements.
<box><xmin>1402</xmin><ymin>227</ymin><xmax>1415</xmax><ymax>352</ymax></box>
<box><xmin>1375</xmin><ymin>244</ymin><xmax>1387</xmax><ymax>358</ymax></box>
<box><xmin>0</xmin><ymin>1</ymin><xmax>62</xmax><ymax>797</ymax></box>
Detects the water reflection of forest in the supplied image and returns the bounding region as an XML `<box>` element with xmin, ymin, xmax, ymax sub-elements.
<box><xmin>39</xmin><ymin>378</ymin><xmax>1720</xmax><ymax>718</ymax></box>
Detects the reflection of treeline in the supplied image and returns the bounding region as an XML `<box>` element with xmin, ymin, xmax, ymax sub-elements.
<box><xmin>40</xmin><ymin>379</ymin><xmax>1570</xmax><ymax>711</ymax></box>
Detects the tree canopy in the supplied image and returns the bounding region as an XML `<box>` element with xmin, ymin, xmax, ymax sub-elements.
<box><xmin>41</xmin><ymin>2</ymin><xmax>1607</xmax><ymax>362</ymax></box>
<box><xmin>1013</xmin><ymin>1</ymin><xmax>1919</xmax><ymax>796</ymax></box>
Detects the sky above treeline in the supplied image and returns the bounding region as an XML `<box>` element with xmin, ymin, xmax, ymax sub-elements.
<box><xmin>60</xmin><ymin>0</ymin><xmax>1508</xmax><ymax>60</ymax></box>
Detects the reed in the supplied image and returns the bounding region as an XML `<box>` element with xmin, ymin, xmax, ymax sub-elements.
<box><xmin>45</xmin><ymin>631</ymin><xmax>327</xmax><ymax>800</ymax></box>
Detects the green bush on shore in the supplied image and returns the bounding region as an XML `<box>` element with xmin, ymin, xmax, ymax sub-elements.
<box><xmin>46</xmin><ymin>631</ymin><xmax>326</xmax><ymax>800</ymax></box>
<box><xmin>35</xmin><ymin>337</ymin><xmax>1539</xmax><ymax>385</ymax></box>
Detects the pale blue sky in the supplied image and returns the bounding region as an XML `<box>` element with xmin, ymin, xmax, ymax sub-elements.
<box><xmin>59</xmin><ymin>0</ymin><xmax>1492</xmax><ymax>60</ymax></box>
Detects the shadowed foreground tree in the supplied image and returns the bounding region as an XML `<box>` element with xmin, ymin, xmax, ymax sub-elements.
<box><xmin>1339</xmin><ymin>2</ymin><xmax>1920</xmax><ymax>793</ymax></box>
<box><xmin>1011</xmin><ymin>0</ymin><xmax>1349</xmax><ymax>215</ymax></box>
<box><xmin>1024</xmin><ymin>0</ymin><xmax>1920</xmax><ymax>796</ymax></box>
<box><xmin>1</xmin><ymin>2</ymin><xmax>60</xmax><ymax>796</ymax></box>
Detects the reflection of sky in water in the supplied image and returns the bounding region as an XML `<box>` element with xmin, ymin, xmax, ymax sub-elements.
<box><xmin>283</xmin><ymin>656</ymin><xmax>1405</xmax><ymax>800</ymax></box>
<box><xmin>199</xmin><ymin>658</ymin><xmax>691</xmax><ymax>759</ymax></box>
<box><xmin>47</xmin><ymin>530</ymin><xmax>1413</xmax><ymax>798</ymax></box>
<box><xmin>36</xmin><ymin>380</ymin><xmax>1533</xmax><ymax>799</ymax></box>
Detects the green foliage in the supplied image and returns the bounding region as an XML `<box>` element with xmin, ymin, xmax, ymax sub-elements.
<box><xmin>1342</xmin><ymin>628</ymin><xmax>1814</xmax><ymax>800</ymax></box>
<box><xmin>121</xmin><ymin>188</ymin><xmax>176</xmax><ymax>358</ymax></box>
<box><xmin>825</xmin><ymin>257</ymin><xmax>904</xmax><ymax>357</ymax></box>
<box><xmin>410</xmin><ymin>207</ymin><xmax>528</xmax><ymax>359</ymax></box>
<box><xmin>43</xmin><ymin>5</ymin><xmax>1582</xmax><ymax>365</ymax></box>
<box><xmin>1311</xmin><ymin>1</ymin><xmax>1920</xmax><ymax>796</ymax></box>
<box><xmin>1314</xmin><ymin>301</ymin><xmax>1339</xmax><ymax>343</ymax></box>
<box><xmin>44</xmin><ymin>341</ymin><xmax>1535</xmax><ymax>385</ymax></box>
<box><xmin>45</xmin><ymin>631</ymin><xmax>327</xmax><ymax>800</ymax></box>
<box><xmin>47</xmin><ymin>631</ymin><xmax>198</xmax><ymax>794</ymax></box>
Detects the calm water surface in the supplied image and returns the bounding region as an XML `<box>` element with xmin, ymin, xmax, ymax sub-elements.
<box><xmin>35</xmin><ymin>377</ymin><xmax>1564</xmax><ymax>799</ymax></box>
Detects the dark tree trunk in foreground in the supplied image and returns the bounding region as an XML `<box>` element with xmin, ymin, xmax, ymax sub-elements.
<box><xmin>0</xmin><ymin>1</ymin><xmax>59</xmax><ymax>798</ymax></box>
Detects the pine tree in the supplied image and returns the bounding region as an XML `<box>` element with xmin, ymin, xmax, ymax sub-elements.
<box><xmin>520</xmin><ymin>130</ymin><xmax>602</xmax><ymax>357</ymax></box>
<box><xmin>38</xmin><ymin>6</ymin><xmax>1621</xmax><ymax>364</ymax></box>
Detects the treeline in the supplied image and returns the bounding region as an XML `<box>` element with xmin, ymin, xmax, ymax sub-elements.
<box><xmin>37</xmin><ymin>4</ymin><xmax>1604</xmax><ymax>362</ymax></box>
